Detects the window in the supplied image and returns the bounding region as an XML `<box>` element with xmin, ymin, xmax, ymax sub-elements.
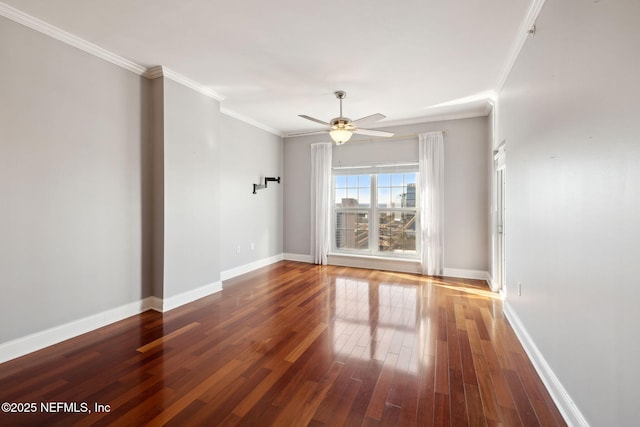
<box><xmin>332</xmin><ymin>167</ymin><xmax>419</xmax><ymax>258</ymax></box>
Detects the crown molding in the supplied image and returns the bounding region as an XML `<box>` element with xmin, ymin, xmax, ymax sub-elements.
<box><xmin>284</xmin><ymin>102</ymin><xmax>492</xmax><ymax>137</ymax></box>
<box><xmin>0</xmin><ymin>1</ymin><xmax>147</xmax><ymax>75</ymax></box>
<box><xmin>495</xmin><ymin>0</ymin><xmax>547</xmax><ymax>92</ymax></box>
<box><xmin>221</xmin><ymin>107</ymin><xmax>284</xmax><ymax>137</ymax></box>
<box><xmin>145</xmin><ymin>66</ymin><xmax>225</xmax><ymax>102</ymax></box>
<box><xmin>284</xmin><ymin>108</ymin><xmax>490</xmax><ymax>138</ymax></box>
<box><xmin>368</xmin><ymin>108</ymin><xmax>490</xmax><ymax>129</ymax></box>
<box><xmin>0</xmin><ymin>3</ymin><xmax>226</xmax><ymax>102</ymax></box>
<box><xmin>144</xmin><ymin>66</ymin><xmax>165</xmax><ymax>80</ymax></box>
<box><xmin>0</xmin><ymin>2</ymin><xmax>273</xmax><ymax>129</ymax></box>
<box><xmin>0</xmin><ymin>0</ymin><xmax>505</xmax><ymax>137</ymax></box>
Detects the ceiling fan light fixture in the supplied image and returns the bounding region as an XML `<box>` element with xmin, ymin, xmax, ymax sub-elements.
<box><xmin>330</xmin><ymin>128</ymin><xmax>353</xmax><ymax>145</ymax></box>
<box><xmin>292</xmin><ymin>90</ymin><xmax>393</xmax><ymax>143</ymax></box>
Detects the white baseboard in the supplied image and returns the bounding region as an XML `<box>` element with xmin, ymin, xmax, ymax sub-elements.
<box><xmin>328</xmin><ymin>254</ymin><xmax>421</xmax><ymax>274</ymax></box>
<box><xmin>0</xmin><ymin>262</ymin><xmax>489</xmax><ymax>364</ymax></box>
<box><xmin>503</xmin><ymin>302</ymin><xmax>589</xmax><ymax>427</ymax></box>
<box><xmin>158</xmin><ymin>281</ymin><xmax>223</xmax><ymax>312</ymax></box>
<box><xmin>0</xmin><ymin>280</ymin><xmax>224</xmax><ymax>364</ymax></box>
<box><xmin>328</xmin><ymin>256</ymin><xmax>492</xmax><ymax>282</ymax></box>
<box><xmin>147</xmin><ymin>296</ymin><xmax>163</xmax><ymax>312</ymax></box>
<box><xmin>442</xmin><ymin>268</ymin><xmax>491</xmax><ymax>282</ymax></box>
<box><xmin>220</xmin><ymin>254</ymin><xmax>284</xmax><ymax>281</ymax></box>
<box><xmin>0</xmin><ymin>297</ymin><xmax>156</xmax><ymax>364</ymax></box>
<box><xmin>486</xmin><ymin>274</ymin><xmax>501</xmax><ymax>293</ymax></box>
<box><xmin>283</xmin><ymin>253</ymin><xmax>314</xmax><ymax>263</ymax></box>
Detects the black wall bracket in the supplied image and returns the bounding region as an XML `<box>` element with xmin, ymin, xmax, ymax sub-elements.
<box><xmin>253</xmin><ymin>176</ymin><xmax>281</xmax><ymax>194</ymax></box>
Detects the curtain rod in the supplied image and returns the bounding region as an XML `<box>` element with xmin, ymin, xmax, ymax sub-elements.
<box><xmin>347</xmin><ymin>130</ymin><xmax>447</xmax><ymax>144</ymax></box>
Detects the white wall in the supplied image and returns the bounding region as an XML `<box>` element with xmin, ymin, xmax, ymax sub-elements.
<box><xmin>219</xmin><ymin>114</ymin><xmax>283</xmax><ymax>274</ymax></box>
<box><xmin>161</xmin><ymin>79</ymin><xmax>221</xmax><ymax>297</ymax></box>
<box><xmin>283</xmin><ymin>116</ymin><xmax>490</xmax><ymax>274</ymax></box>
<box><xmin>0</xmin><ymin>17</ymin><xmax>150</xmax><ymax>342</ymax></box>
<box><xmin>497</xmin><ymin>0</ymin><xmax>640</xmax><ymax>425</ymax></box>
<box><xmin>149</xmin><ymin>77</ymin><xmax>165</xmax><ymax>299</ymax></box>
<box><xmin>0</xmin><ymin>15</ymin><xmax>285</xmax><ymax>356</ymax></box>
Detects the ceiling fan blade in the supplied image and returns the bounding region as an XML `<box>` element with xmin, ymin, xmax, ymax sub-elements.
<box><xmin>350</xmin><ymin>113</ymin><xmax>386</xmax><ymax>127</ymax></box>
<box><xmin>298</xmin><ymin>115</ymin><xmax>331</xmax><ymax>126</ymax></box>
<box><xmin>353</xmin><ymin>128</ymin><xmax>395</xmax><ymax>137</ymax></box>
<box><xmin>287</xmin><ymin>129</ymin><xmax>330</xmax><ymax>137</ymax></box>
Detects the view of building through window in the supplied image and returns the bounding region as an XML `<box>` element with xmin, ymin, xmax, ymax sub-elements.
<box><xmin>333</xmin><ymin>171</ymin><xmax>419</xmax><ymax>256</ymax></box>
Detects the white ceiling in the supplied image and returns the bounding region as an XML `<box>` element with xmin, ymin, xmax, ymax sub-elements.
<box><xmin>2</xmin><ymin>0</ymin><xmax>535</xmax><ymax>135</ymax></box>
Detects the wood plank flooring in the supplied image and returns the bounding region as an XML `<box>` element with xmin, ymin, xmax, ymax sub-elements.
<box><xmin>0</xmin><ymin>261</ymin><xmax>566</xmax><ymax>426</ymax></box>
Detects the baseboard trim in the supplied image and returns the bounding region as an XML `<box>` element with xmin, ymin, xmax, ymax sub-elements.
<box><xmin>0</xmin><ymin>280</ymin><xmax>225</xmax><ymax>364</ymax></box>
<box><xmin>283</xmin><ymin>253</ymin><xmax>314</xmax><ymax>263</ymax></box>
<box><xmin>328</xmin><ymin>254</ymin><xmax>421</xmax><ymax>274</ymax></box>
<box><xmin>442</xmin><ymin>268</ymin><xmax>490</xmax><ymax>282</ymax></box>
<box><xmin>159</xmin><ymin>281</ymin><xmax>223</xmax><ymax>312</ymax></box>
<box><xmin>221</xmin><ymin>254</ymin><xmax>284</xmax><ymax>281</ymax></box>
<box><xmin>283</xmin><ymin>253</ymin><xmax>492</xmax><ymax>282</ymax></box>
<box><xmin>486</xmin><ymin>274</ymin><xmax>500</xmax><ymax>293</ymax></box>
<box><xmin>0</xmin><ymin>297</ymin><xmax>156</xmax><ymax>364</ymax></box>
<box><xmin>0</xmin><ymin>263</ymin><xmax>489</xmax><ymax>364</ymax></box>
<box><xmin>503</xmin><ymin>302</ymin><xmax>589</xmax><ymax>427</ymax></box>
<box><xmin>147</xmin><ymin>296</ymin><xmax>163</xmax><ymax>312</ymax></box>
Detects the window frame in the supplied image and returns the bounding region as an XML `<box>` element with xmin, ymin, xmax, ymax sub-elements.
<box><xmin>331</xmin><ymin>165</ymin><xmax>420</xmax><ymax>259</ymax></box>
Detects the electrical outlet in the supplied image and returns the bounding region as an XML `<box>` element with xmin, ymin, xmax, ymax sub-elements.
<box><xmin>236</xmin><ymin>245</ymin><xmax>241</xmax><ymax>254</ymax></box>
<box><xmin>518</xmin><ymin>282</ymin><xmax>522</xmax><ymax>296</ymax></box>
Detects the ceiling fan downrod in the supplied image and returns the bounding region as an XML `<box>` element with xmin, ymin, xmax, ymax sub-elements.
<box><xmin>291</xmin><ymin>90</ymin><xmax>394</xmax><ymax>143</ymax></box>
<box><xmin>335</xmin><ymin>91</ymin><xmax>346</xmax><ymax>117</ymax></box>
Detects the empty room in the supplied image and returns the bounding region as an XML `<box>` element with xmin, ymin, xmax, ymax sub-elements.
<box><xmin>1</xmin><ymin>0</ymin><xmax>638</xmax><ymax>426</ymax></box>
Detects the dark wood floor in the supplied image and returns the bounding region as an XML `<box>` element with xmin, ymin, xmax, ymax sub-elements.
<box><xmin>0</xmin><ymin>261</ymin><xmax>565</xmax><ymax>426</ymax></box>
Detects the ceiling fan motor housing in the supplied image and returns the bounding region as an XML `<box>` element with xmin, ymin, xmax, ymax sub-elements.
<box><xmin>291</xmin><ymin>89</ymin><xmax>393</xmax><ymax>142</ymax></box>
<box><xmin>330</xmin><ymin>117</ymin><xmax>352</xmax><ymax>129</ymax></box>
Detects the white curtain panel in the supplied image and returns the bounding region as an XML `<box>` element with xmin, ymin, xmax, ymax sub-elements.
<box><xmin>310</xmin><ymin>143</ymin><xmax>332</xmax><ymax>265</ymax></box>
<box><xmin>419</xmin><ymin>132</ymin><xmax>444</xmax><ymax>276</ymax></box>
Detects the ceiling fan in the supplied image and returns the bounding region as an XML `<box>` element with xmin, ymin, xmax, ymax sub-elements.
<box><xmin>289</xmin><ymin>91</ymin><xmax>394</xmax><ymax>144</ymax></box>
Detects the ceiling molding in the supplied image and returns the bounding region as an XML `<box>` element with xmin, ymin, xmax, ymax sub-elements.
<box><xmin>221</xmin><ymin>107</ymin><xmax>283</xmax><ymax>137</ymax></box>
<box><xmin>285</xmin><ymin>108</ymin><xmax>490</xmax><ymax>138</ymax></box>
<box><xmin>0</xmin><ymin>0</ymin><xmax>507</xmax><ymax>138</ymax></box>
<box><xmin>145</xmin><ymin>66</ymin><xmax>225</xmax><ymax>102</ymax></box>
<box><xmin>0</xmin><ymin>1</ymin><xmax>146</xmax><ymax>75</ymax></box>
<box><xmin>144</xmin><ymin>66</ymin><xmax>164</xmax><ymax>80</ymax></box>
<box><xmin>357</xmin><ymin>109</ymin><xmax>489</xmax><ymax>129</ymax></box>
<box><xmin>483</xmin><ymin>100</ymin><xmax>495</xmax><ymax>116</ymax></box>
<box><xmin>0</xmin><ymin>3</ymin><xmax>226</xmax><ymax>103</ymax></box>
<box><xmin>495</xmin><ymin>0</ymin><xmax>547</xmax><ymax>92</ymax></box>
<box><xmin>150</xmin><ymin>65</ymin><xmax>279</xmax><ymax>133</ymax></box>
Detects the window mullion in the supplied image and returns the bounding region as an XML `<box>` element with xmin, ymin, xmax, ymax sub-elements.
<box><xmin>370</xmin><ymin>174</ymin><xmax>378</xmax><ymax>255</ymax></box>
<box><xmin>331</xmin><ymin>169</ymin><xmax>420</xmax><ymax>258</ymax></box>
<box><xmin>331</xmin><ymin>174</ymin><xmax>336</xmax><ymax>252</ymax></box>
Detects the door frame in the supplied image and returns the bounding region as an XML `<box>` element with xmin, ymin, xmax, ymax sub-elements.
<box><xmin>494</xmin><ymin>144</ymin><xmax>506</xmax><ymax>296</ymax></box>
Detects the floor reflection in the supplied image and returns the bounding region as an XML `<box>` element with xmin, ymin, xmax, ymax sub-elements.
<box><xmin>331</xmin><ymin>277</ymin><xmax>427</xmax><ymax>375</ymax></box>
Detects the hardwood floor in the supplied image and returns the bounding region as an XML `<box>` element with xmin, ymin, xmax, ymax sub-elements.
<box><xmin>0</xmin><ymin>261</ymin><xmax>566</xmax><ymax>426</ymax></box>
